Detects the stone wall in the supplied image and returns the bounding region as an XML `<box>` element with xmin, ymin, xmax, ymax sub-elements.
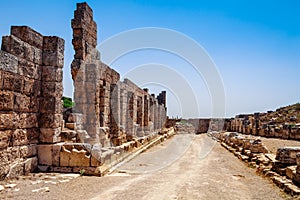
<box><xmin>227</xmin><ymin>112</ymin><xmax>300</xmax><ymax>140</ymax></box>
<box><xmin>0</xmin><ymin>2</ymin><xmax>168</xmax><ymax>179</ymax></box>
<box><xmin>70</xmin><ymin>2</ymin><xmax>167</xmax><ymax>147</ymax></box>
<box><xmin>0</xmin><ymin>26</ymin><xmax>64</xmax><ymax>179</ymax></box>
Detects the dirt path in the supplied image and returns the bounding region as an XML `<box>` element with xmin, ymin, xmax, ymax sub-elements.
<box><xmin>0</xmin><ymin>134</ymin><xmax>292</xmax><ymax>200</ymax></box>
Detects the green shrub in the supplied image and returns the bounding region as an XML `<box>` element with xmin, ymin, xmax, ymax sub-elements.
<box><xmin>62</xmin><ymin>96</ymin><xmax>75</xmax><ymax>108</ymax></box>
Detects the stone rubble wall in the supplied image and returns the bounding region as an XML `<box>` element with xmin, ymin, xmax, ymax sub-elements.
<box><xmin>227</xmin><ymin>112</ymin><xmax>300</xmax><ymax>140</ymax></box>
<box><xmin>0</xmin><ymin>26</ymin><xmax>64</xmax><ymax>179</ymax></box>
<box><xmin>216</xmin><ymin>132</ymin><xmax>300</xmax><ymax>195</ymax></box>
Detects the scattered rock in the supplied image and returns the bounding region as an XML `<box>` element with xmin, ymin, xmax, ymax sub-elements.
<box><xmin>5</xmin><ymin>183</ymin><xmax>17</xmax><ymax>188</ymax></box>
<box><xmin>32</xmin><ymin>187</ymin><xmax>50</xmax><ymax>193</ymax></box>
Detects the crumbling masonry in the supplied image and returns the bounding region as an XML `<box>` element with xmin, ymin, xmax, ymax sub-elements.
<box><xmin>0</xmin><ymin>2</ymin><xmax>167</xmax><ymax>179</ymax></box>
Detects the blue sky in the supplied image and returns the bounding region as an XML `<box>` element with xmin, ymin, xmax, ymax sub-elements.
<box><xmin>1</xmin><ymin>0</ymin><xmax>299</xmax><ymax>118</ymax></box>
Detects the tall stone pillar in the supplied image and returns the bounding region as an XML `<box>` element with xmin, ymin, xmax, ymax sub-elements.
<box><xmin>143</xmin><ymin>94</ymin><xmax>150</xmax><ymax>134</ymax></box>
<box><xmin>153</xmin><ymin>99</ymin><xmax>158</xmax><ymax>130</ymax></box>
<box><xmin>120</xmin><ymin>89</ymin><xmax>127</xmax><ymax>133</ymax></box>
<box><xmin>126</xmin><ymin>92</ymin><xmax>135</xmax><ymax>139</ymax></box>
<box><xmin>110</xmin><ymin>83</ymin><xmax>121</xmax><ymax>144</ymax></box>
<box><xmin>71</xmin><ymin>2</ymin><xmax>100</xmax><ymax>144</ymax></box>
<box><xmin>39</xmin><ymin>36</ymin><xmax>64</xmax><ymax>143</ymax></box>
<box><xmin>137</xmin><ymin>96</ymin><xmax>144</xmax><ymax>136</ymax></box>
<box><xmin>149</xmin><ymin>96</ymin><xmax>155</xmax><ymax>132</ymax></box>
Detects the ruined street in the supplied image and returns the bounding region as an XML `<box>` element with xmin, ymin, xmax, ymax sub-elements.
<box><xmin>1</xmin><ymin>134</ymin><xmax>291</xmax><ymax>200</ymax></box>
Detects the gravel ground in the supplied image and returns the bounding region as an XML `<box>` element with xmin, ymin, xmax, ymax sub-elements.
<box><xmin>260</xmin><ymin>137</ymin><xmax>300</xmax><ymax>154</ymax></box>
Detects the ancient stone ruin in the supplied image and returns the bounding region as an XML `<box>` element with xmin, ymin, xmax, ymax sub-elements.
<box><xmin>0</xmin><ymin>2</ymin><xmax>168</xmax><ymax>179</ymax></box>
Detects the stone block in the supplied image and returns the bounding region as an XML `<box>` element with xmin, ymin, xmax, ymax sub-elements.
<box><xmin>14</xmin><ymin>93</ymin><xmax>30</xmax><ymax>112</ymax></box>
<box><xmin>0</xmin><ymin>112</ymin><xmax>18</xmax><ymax>130</ymax></box>
<box><xmin>24</xmin><ymin>157</ymin><xmax>38</xmax><ymax>174</ymax></box>
<box><xmin>42</xmin><ymin>66</ymin><xmax>63</xmax><ymax>82</ymax></box>
<box><xmin>0</xmin><ymin>130</ymin><xmax>12</xmax><ymax>149</ymax></box>
<box><xmin>91</xmin><ymin>156</ymin><xmax>101</xmax><ymax>167</ymax></box>
<box><xmin>42</xmin><ymin>51</ymin><xmax>64</xmax><ymax>68</ymax></box>
<box><xmin>39</xmin><ymin>128</ymin><xmax>61</xmax><ymax>143</ymax></box>
<box><xmin>66</xmin><ymin>123</ymin><xmax>76</xmax><ymax>130</ymax></box>
<box><xmin>1</xmin><ymin>35</ymin><xmax>25</xmax><ymax>59</ymax></box>
<box><xmin>276</xmin><ymin>147</ymin><xmax>300</xmax><ymax>165</ymax></box>
<box><xmin>26</xmin><ymin>128</ymin><xmax>39</xmax><ymax>144</ymax></box>
<box><xmin>41</xmin><ymin>82</ymin><xmax>63</xmax><ymax>98</ymax></box>
<box><xmin>39</xmin><ymin>114</ymin><xmax>62</xmax><ymax>128</ymax></box>
<box><xmin>39</xmin><ymin>97</ymin><xmax>62</xmax><ymax>114</ymax></box>
<box><xmin>29</xmin><ymin>96</ymin><xmax>40</xmax><ymax>113</ymax></box>
<box><xmin>38</xmin><ymin>144</ymin><xmax>53</xmax><ymax>165</ymax></box>
<box><xmin>42</xmin><ymin>36</ymin><xmax>64</xmax><ymax>68</ymax></box>
<box><xmin>68</xmin><ymin>113</ymin><xmax>83</xmax><ymax>124</ymax></box>
<box><xmin>2</xmin><ymin>71</ymin><xmax>15</xmax><ymax>91</ymax></box>
<box><xmin>12</xmin><ymin>129</ymin><xmax>28</xmax><ymax>146</ymax></box>
<box><xmin>69</xmin><ymin>148</ymin><xmax>91</xmax><ymax>167</ymax></box>
<box><xmin>286</xmin><ymin>165</ymin><xmax>296</xmax><ymax>180</ymax></box>
<box><xmin>52</xmin><ymin>143</ymin><xmax>61</xmax><ymax>166</ymax></box>
<box><xmin>0</xmin><ymin>50</ymin><xmax>18</xmax><ymax>73</ymax></box>
<box><xmin>60</xmin><ymin>146</ymin><xmax>71</xmax><ymax>166</ymax></box>
<box><xmin>11</xmin><ymin>26</ymin><xmax>43</xmax><ymax>49</ymax></box>
<box><xmin>2</xmin><ymin>35</ymin><xmax>41</xmax><ymax>64</ymax></box>
<box><xmin>18</xmin><ymin>113</ymin><xmax>38</xmax><ymax>129</ymax></box>
<box><xmin>27</xmin><ymin>144</ymin><xmax>37</xmax><ymax>157</ymax></box>
<box><xmin>18</xmin><ymin>58</ymin><xmax>41</xmax><ymax>80</ymax></box>
<box><xmin>23</xmin><ymin>78</ymin><xmax>34</xmax><ymax>95</ymax></box>
<box><xmin>0</xmin><ymin>90</ymin><xmax>14</xmax><ymax>111</ymax></box>
<box><xmin>19</xmin><ymin>145</ymin><xmax>29</xmax><ymax>158</ymax></box>
<box><xmin>0</xmin><ymin>147</ymin><xmax>18</xmax><ymax>164</ymax></box>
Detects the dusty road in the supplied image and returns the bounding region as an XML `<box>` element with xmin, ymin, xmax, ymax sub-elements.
<box><xmin>1</xmin><ymin>134</ymin><xmax>292</xmax><ymax>200</ymax></box>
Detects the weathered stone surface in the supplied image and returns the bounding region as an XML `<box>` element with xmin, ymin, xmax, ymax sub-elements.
<box><xmin>18</xmin><ymin>113</ymin><xmax>38</xmax><ymax>129</ymax></box>
<box><xmin>24</xmin><ymin>156</ymin><xmax>38</xmax><ymax>174</ymax></box>
<box><xmin>42</xmin><ymin>36</ymin><xmax>64</xmax><ymax>68</ymax></box>
<box><xmin>0</xmin><ymin>130</ymin><xmax>12</xmax><ymax>149</ymax></box>
<box><xmin>14</xmin><ymin>92</ymin><xmax>30</xmax><ymax>112</ymax></box>
<box><xmin>40</xmin><ymin>97</ymin><xmax>62</xmax><ymax>114</ymax></box>
<box><xmin>39</xmin><ymin>128</ymin><xmax>61</xmax><ymax>143</ymax></box>
<box><xmin>11</xmin><ymin>26</ymin><xmax>43</xmax><ymax>49</ymax></box>
<box><xmin>0</xmin><ymin>91</ymin><xmax>14</xmax><ymax>111</ymax></box>
<box><xmin>26</xmin><ymin>128</ymin><xmax>39</xmax><ymax>144</ymax></box>
<box><xmin>276</xmin><ymin>147</ymin><xmax>300</xmax><ymax>165</ymax></box>
<box><xmin>18</xmin><ymin>58</ymin><xmax>41</xmax><ymax>80</ymax></box>
<box><xmin>12</xmin><ymin>129</ymin><xmax>28</xmax><ymax>146</ymax></box>
<box><xmin>69</xmin><ymin>148</ymin><xmax>91</xmax><ymax>167</ymax></box>
<box><xmin>42</xmin><ymin>66</ymin><xmax>63</xmax><ymax>82</ymax></box>
<box><xmin>39</xmin><ymin>114</ymin><xmax>62</xmax><ymax>128</ymax></box>
<box><xmin>52</xmin><ymin>144</ymin><xmax>61</xmax><ymax>166</ymax></box>
<box><xmin>0</xmin><ymin>50</ymin><xmax>18</xmax><ymax>73</ymax></box>
<box><xmin>38</xmin><ymin>145</ymin><xmax>53</xmax><ymax>165</ymax></box>
<box><xmin>2</xmin><ymin>35</ymin><xmax>42</xmax><ymax>65</ymax></box>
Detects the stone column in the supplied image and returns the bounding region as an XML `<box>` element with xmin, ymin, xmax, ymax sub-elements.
<box><xmin>120</xmin><ymin>89</ymin><xmax>127</xmax><ymax>133</ymax></box>
<box><xmin>143</xmin><ymin>94</ymin><xmax>150</xmax><ymax>134</ymax></box>
<box><xmin>110</xmin><ymin>83</ymin><xmax>121</xmax><ymax>145</ymax></box>
<box><xmin>149</xmin><ymin>96</ymin><xmax>155</xmax><ymax>132</ymax></box>
<box><xmin>126</xmin><ymin>91</ymin><xmax>135</xmax><ymax>139</ymax></box>
<box><xmin>39</xmin><ymin>36</ymin><xmax>64</xmax><ymax>143</ymax></box>
<box><xmin>137</xmin><ymin>96</ymin><xmax>144</xmax><ymax>136</ymax></box>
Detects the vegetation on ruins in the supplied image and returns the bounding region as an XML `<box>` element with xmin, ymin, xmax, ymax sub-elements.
<box><xmin>62</xmin><ymin>96</ymin><xmax>75</xmax><ymax>108</ymax></box>
<box><xmin>79</xmin><ymin>169</ymin><xmax>86</xmax><ymax>176</ymax></box>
